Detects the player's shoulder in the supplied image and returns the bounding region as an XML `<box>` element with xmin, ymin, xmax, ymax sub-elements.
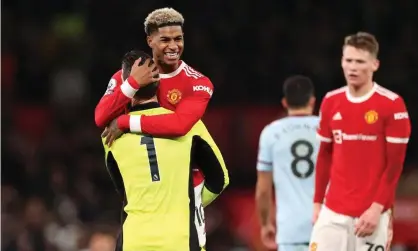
<box><xmin>178</xmin><ymin>120</ymin><xmax>208</xmax><ymax>142</ymax></box>
<box><xmin>110</xmin><ymin>70</ymin><xmax>123</xmax><ymax>83</ymax></box>
<box><xmin>181</xmin><ymin>61</ymin><xmax>207</xmax><ymax>80</ymax></box>
<box><xmin>275</xmin><ymin>115</ymin><xmax>319</xmax><ymax>126</ymax></box>
<box><xmin>182</xmin><ymin>62</ymin><xmax>213</xmax><ymax>84</ymax></box>
<box><xmin>324</xmin><ymin>86</ymin><xmax>348</xmax><ymax>100</ymax></box>
<box><xmin>179</xmin><ymin>62</ymin><xmax>214</xmax><ymax>97</ymax></box>
<box><xmin>187</xmin><ymin>119</ymin><xmax>206</xmax><ymax>134</ymax></box>
<box><xmin>262</xmin><ymin>118</ymin><xmax>288</xmax><ymax>134</ymax></box>
<box><xmin>374</xmin><ymin>84</ymin><xmax>402</xmax><ymax>102</ymax></box>
<box><xmin>104</xmin><ymin>70</ymin><xmax>123</xmax><ymax>95</ymax></box>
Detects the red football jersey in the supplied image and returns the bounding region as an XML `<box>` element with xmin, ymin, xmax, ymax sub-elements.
<box><xmin>153</xmin><ymin>61</ymin><xmax>212</xmax><ymax>185</ymax></box>
<box><xmin>315</xmin><ymin>83</ymin><xmax>411</xmax><ymax>217</ymax></box>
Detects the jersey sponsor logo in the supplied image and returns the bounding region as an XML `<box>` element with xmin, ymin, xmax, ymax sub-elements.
<box><xmin>104</xmin><ymin>79</ymin><xmax>117</xmax><ymax>95</ymax></box>
<box><xmin>332</xmin><ymin>112</ymin><xmax>342</xmax><ymax>120</ymax></box>
<box><xmin>167</xmin><ymin>89</ymin><xmax>182</xmax><ymax>104</ymax></box>
<box><xmin>193</xmin><ymin>85</ymin><xmax>213</xmax><ymax>96</ymax></box>
<box><xmin>364</xmin><ymin>110</ymin><xmax>378</xmax><ymax>124</ymax></box>
<box><xmin>394</xmin><ymin>112</ymin><xmax>408</xmax><ymax>120</ymax></box>
<box><xmin>332</xmin><ymin>130</ymin><xmax>377</xmax><ymax>144</ymax></box>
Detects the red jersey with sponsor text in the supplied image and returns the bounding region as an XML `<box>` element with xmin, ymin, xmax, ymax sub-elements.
<box><xmin>316</xmin><ymin>84</ymin><xmax>410</xmax><ymax>216</ymax></box>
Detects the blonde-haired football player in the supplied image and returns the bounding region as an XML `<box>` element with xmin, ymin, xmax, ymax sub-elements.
<box><xmin>102</xmin><ymin>50</ymin><xmax>228</xmax><ymax>251</ymax></box>
<box><xmin>143</xmin><ymin>7</ymin><xmax>185</xmax><ymax>70</ymax></box>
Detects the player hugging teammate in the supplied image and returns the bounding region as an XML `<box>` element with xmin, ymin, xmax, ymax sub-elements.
<box><xmin>95</xmin><ymin>7</ymin><xmax>229</xmax><ymax>251</ymax></box>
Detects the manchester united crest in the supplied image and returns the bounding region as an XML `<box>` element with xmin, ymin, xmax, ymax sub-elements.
<box><xmin>167</xmin><ymin>89</ymin><xmax>182</xmax><ymax>105</ymax></box>
<box><xmin>310</xmin><ymin>242</ymin><xmax>317</xmax><ymax>251</ymax></box>
<box><xmin>365</xmin><ymin>110</ymin><xmax>378</xmax><ymax>124</ymax></box>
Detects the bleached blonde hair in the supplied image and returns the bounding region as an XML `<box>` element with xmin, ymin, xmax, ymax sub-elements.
<box><xmin>144</xmin><ymin>8</ymin><xmax>185</xmax><ymax>35</ymax></box>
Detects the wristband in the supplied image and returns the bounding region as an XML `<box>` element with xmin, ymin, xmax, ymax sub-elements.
<box><xmin>120</xmin><ymin>76</ymin><xmax>140</xmax><ymax>98</ymax></box>
<box><xmin>129</xmin><ymin>115</ymin><xmax>142</xmax><ymax>133</ymax></box>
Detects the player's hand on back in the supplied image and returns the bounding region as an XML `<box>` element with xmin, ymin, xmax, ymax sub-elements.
<box><xmin>130</xmin><ymin>58</ymin><xmax>160</xmax><ymax>88</ymax></box>
<box><xmin>101</xmin><ymin>118</ymin><xmax>124</xmax><ymax>146</ymax></box>
<box><xmin>260</xmin><ymin>223</ymin><xmax>277</xmax><ymax>250</ymax></box>
<box><xmin>312</xmin><ymin>203</ymin><xmax>322</xmax><ymax>224</ymax></box>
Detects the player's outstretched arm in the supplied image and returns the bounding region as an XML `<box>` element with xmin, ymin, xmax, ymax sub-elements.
<box><xmin>94</xmin><ymin>70</ymin><xmax>139</xmax><ymax>128</ymax></box>
<box><xmin>117</xmin><ymin>79</ymin><xmax>214</xmax><ymax>137</ymax></box>
<box><xmin>192</xmin><ymin>121</ymin><xmax>229</xmax><ymax>207</ymax></box>
<box><xmin>373</xmin><ymin>97</ymin><xmax>411</xmax><ymax>208</ymax></box>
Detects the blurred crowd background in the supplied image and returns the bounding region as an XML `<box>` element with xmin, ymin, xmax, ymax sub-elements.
<box><xmin>2</xmin><ymin>0</ymin><xmax>418</xmax><ymax>250</ymax></box>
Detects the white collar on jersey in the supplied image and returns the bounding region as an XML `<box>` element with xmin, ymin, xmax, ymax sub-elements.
<box><xmin>345</xmin><ymin>82</ymin><xmax>378</xmax><ymax>103</ymax></box>
<box><xmin>159</xmin><ymin>61</ymin><xmax>186</xmax><ymax>79</ymax></box>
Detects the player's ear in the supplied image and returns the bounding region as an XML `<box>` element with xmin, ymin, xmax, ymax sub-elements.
<box><xmin>309</xmin><ymin>96</ymin><xmax>316</xmax><ymax>108</ymax></box>
<box><xmin>147</xmin><ymin>36</ymin><xmax>153</xmax><ymax>48</ymax></box>
<box><xmin>281</xmin><ymin>98</ymin><xmax>288</xmax><ymax>109</ymax></box>
<box><xmin>372</xmin><ymin>59</ymin><xmax>380</xmax><ymax>72</ymax></box>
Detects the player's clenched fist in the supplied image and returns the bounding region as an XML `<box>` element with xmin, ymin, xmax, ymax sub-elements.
<box><xmin>260</xmin><ymin>224</ymin><xmax>277</xmax><ymax>250</ymax></box>
<box><xmin>130</xmin><ymin>58</ymin><xmax>160</xmax><ymax>88</ymax></box>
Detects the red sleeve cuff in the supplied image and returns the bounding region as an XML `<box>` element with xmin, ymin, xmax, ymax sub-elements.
<box><xmin>373</xmin><ymin>191</ymin><xmax>388</xmax><ymax>206</ymax></box>
<box><xmin>117</xmin><ymin>115</ymin><xmax>130</xmax><ymax>131</ymax></box>
<box><xmin>313</xmin><ymin>196</ymin><xmax>324</xmax><ymax>204</ymax></box>
<box><xmin>127</xmin><ymin>76</ymin><xmax>140</xmax><ymax>89</ymax></box>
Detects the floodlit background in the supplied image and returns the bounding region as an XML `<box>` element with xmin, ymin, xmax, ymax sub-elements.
<box><xmin>2</xmin><ymin>0</ymin><xmax>418</xmax><ymax>250</ymax></box>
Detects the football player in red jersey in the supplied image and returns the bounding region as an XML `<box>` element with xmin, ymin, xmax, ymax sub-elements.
<box><xmin>95</xmin><ymin>8</ymin><xmax>214</xmax><ymax>248</ymax></box>
<box><xmin>95</xmin><ymin>7</ymin><xmax>213</xmax><ymax>137</ymax></box>
<box><xmin>310</xmin><ymin>32</ymin><xmax>411</xmax><ymax>251</ymax></box>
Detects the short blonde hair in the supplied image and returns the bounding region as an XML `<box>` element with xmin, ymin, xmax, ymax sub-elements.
<box><xmin>144</xmin><ymin>8</ymin><xmax>184</xmax><ymax>35</ymax></box>
<box><xmin>344</xmin><ymin>32</ymin><xmax>379</xmax><ymax>57</ymax></box>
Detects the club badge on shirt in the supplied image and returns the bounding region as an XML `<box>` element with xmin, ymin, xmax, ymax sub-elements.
<box><xmin>167</xmin><ymin>89</ymin><xmax>182</xmax><ymax>105</ymax></box>
<box><xmin>310</xmin><ymin>242</ymin><xmax>317</xmax><ymax>251</ymax></box>
<box><xmin>364</xmin><ymin>110</ymin><xmax>378</xmax><ymax>124</ymax></box>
